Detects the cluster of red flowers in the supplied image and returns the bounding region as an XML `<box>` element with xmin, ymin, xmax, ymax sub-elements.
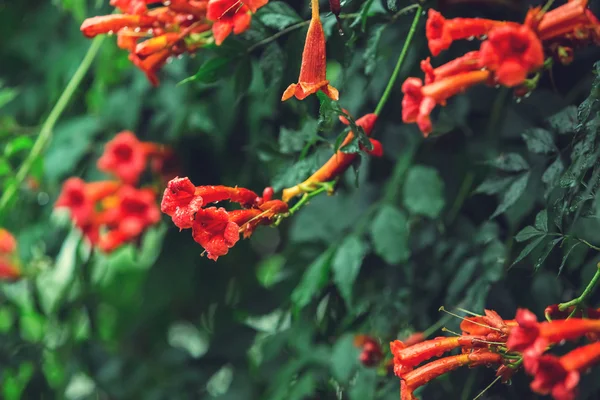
<box><xmin>0</xmin><ymin>229</ymin><xmax>21</xmax><ymax>280</ymax></box>
<box><xmin>402</xmin><ymin>0</ymin><xmax>600</xmax><ymax>136</ymax></box>
<box><xmin>389</xmin><ymin>306</ymin><xmax>600</xmax><ymax>400</ymax></box>
<box><xmin>507</xmin><ymin>307</ymin><xmax>600</xmax><ymax>400</ymax></box>
<box><xmin>161</xmin><ymin>178</ymin><xmax>288</xmax><ymax>260</ymax></box>
<box><xmin>391</xmin><ymin>309</ymin><xmax>511</xmax><ymax>400</ymax></box>
<box><xmin>55</xmin><ymin>131</ymin><xmax>174</xmax><ymax>252</ymax></box>
<box><xmin>80</xmin><ymin>0</ymin><xmax>268</xmax><ymax>85</ymax></box>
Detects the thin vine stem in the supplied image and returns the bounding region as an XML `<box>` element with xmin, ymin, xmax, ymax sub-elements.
<box><xmin>373</xmin><ymin>5</ymin><xmax>422</xmax><ymax>116</ymax></box>
<box><xmin>0</xmin><ymin>36</ymin><xmax>105</xmax><ymax>220</ymax></box>
<box><xmin>558</xmin><ymin>262</ymin><xmax>600</xmax><ymax>314</ymax></box>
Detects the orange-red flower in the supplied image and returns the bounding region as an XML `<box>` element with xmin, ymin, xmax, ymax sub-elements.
<box><xmin>0</xmin><ymin>228</ymin><xmax>17</xmax><ymax>254</ymax></box>
<box><xmin>55</xmin><ymin>178</ymin><xmax>96</xmax><ymax>226</ymax></box>
<box><xmin>479</xmin><ymin>24</ymin><xmax>545</xmax><ymax>87</ymax></box>
<box><xmin>98</xmin><ymin>131</ymin><xmax>149</xmax><ymax>185</ymax></box>
<box><xmin>282</xmin><ymin>113</ymin><xmax>379</xmax><ymax>202</ymax></box>
<box><xmin>282</xmin><ymin>0</ymin><xmax>338</xmax><ymax>101</ymax></box>
<box><xmin>80</xmin><ymin>14</ymin><xmax>157</xmax><ymax>38</ymax></box>
<box><xmin>421</xmin><ymin>51</ymin><xmax>481</xmax><ymax>84</ymax></box>
<box><xmin>207</xmin><ymin>0</ymin><xmax>267</xmax><ymax>45</ymax></box>
<box><xmin>354</xmin><ymin>335</ymin><xmax>383</xmax><ymax>367</ymax></box>
<box><xmin>401</xmin><ymin>70</ymin><xmax>491</xmax><ymax>136</ymax></box>
<box><xmin>0</xmin><ymin>256</ymin><xmax>20</xmax><ymax>280</ymax></box>
<box><xmin>102</xmin><ymin>186</ymin><xmax>161</xmax><ymax>239</ymax></box>
<box><xmin>425</xmin><ymin>9</ymin><xmax>507</xmax><ymax>56</ymax></box>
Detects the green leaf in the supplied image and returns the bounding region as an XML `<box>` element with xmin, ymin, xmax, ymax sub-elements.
<box><xmin>2</xmin><ymin>362</ymin><xmax>34</xmax><ymax>400</ymax></box>
<box><xmin>487</xmin><ymin>153</ymin><xmax>529</xmax><ymax>172</ymax></box>
<box><xmin>542</xmin><ymin>157</ymin><xmax>564</xmax><ymax>187</ymax></box>
<box><xmin>559</xmin><ymin>241</ymin><xmax>581</xmax><ymax>275</ymax></box>
<box><xmin>256</xmin><ymin>254</ymin><xmax>286</xmax><ymax>288</ymax></box>
<box><xmin>535</xmin><ymin>237</ymin><xmax>563</xmax><ymax>271</ymax></box>
<box><xmin>547</xmin><ymin>106</ymin><xmax>578</xmax><ymax>134</ymax></box>
<box><xmin>279</xmin><ymin>119</ymin><xmax>318</xmax><ymax>154</ymax></box>
<box><xmin>403</xmin><ymin>165</ymin><xmax>445</xmax><ymax>218</ymax></box>
<box><xmin>369</xmin><ymin>205</ymin><xmax>410</xmax><ymax>264</ymax></box>
<box><xmin>259</xmin><ymin>43</ymin><xmax>284</xmax><ymax>87</ymax></box>
<box><xmin>535</xmin><ymin>210</ymin><xmax>548</xmax><ymax>232</ymax></box>
<box><xmin>515</xmin><ymin>226</ymin><xmax>544</xmax><ymax>242</ymax></box>
<box><xmin>349</xmin><ymin>368</ymin><xmax>377</xmax><ymax>400</ymax></box>
<box><xmin>332</xmin><ymin>235</ymin><xmax>369</xmax><ymax>308</ymax></box>
<box><xmin>386</xmin><ymin>0</ymin><xmax>400</xmax><ymax>11</ymax></box>
<box><xmin>0</xmin><ymin>158</ymin><xmax>12</xmax><ymax>176</ymax></box>
<box><xmin>522</xmin><ymin>128</ymin><xmax>555</xmax><ymax>154</ymax></box>
<box><xmin>0</xmin><ymin>86</ymin><xmax>18</xmax><ymax>109</ymax></box>
<box><xmin>364</xmin><ymin>25</ymin><xmax>385</xmax><ymax>76</ymax></box>
<box><xmin>180</xmin><ymin>57</ymin><xmax>231</xmax><ymax>85</ymax></box>
<box><xmin>0</xmin><ymin>307</ymin><xmax>13</xmax><ymax>333</ymax></box>
<box><xmin>233</xmin><ymin>58</ymin><xmax>253</xmax><ymax>97</ymax></box>
<box><xmin>256</xmin><ymin>1</ymin><xmax>302</xmax><ymax>30</ymax></box>
<box><xmin>291</xmin><ymin>247</ymin><xmax>336</xmax><ymax>311</ymax></box>
<box><xmin>4</xmin><ymin>136</ymin><xmax>34</xmax><ymax>159</ymax></box>
<box><xmin>474</xmin><ymin>175</ymin><xmax>515</xmax><ymax>195</ymax></box>
<box><xmin>36</xmin><ymin>229</ymin><xmax>81</xmax><ymax>315</ymax></box>
<box><xmin>330</xmin><ymin>334</ymin><xmax>360</xmax><ymax>384</ymax></box>
<box><xmin>447</xmin><ymin>258</ymin><xmax>478</xmax><ymax>303</ymax></box>
<box><xmin>42</xmin><ymin>350</ymin><xmax>66</xmax><ymax>389</ymax></box>
<box><xmin>271</xmin><ymin>154</ymin><xmax>319</xmax><ymax>192</ymax></box>
<box><xmin>20</xmin><ymin>311</ymin><xmax>46</xmax><ymax>342</ymax></box>
<box><xmin>490</xmin><ymin>172</ymin><xmax>530</xmax><ymax>218</ymax></box>
<box><xmin>511</xmin><ymin>234</ymin><xmax>546</xmax><ymax>267</ymax></box>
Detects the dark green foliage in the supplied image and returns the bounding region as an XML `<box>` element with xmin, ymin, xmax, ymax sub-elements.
<box><xmin>1</xmin><ymin>1</ymin><xmax>600</xmax><ymax>400</ymax></box>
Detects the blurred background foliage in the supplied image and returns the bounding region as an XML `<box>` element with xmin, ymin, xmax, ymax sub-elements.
<box><xmin>1</xmin><ymin>0</ymin><xmax>600</xmax><ymax>399</ymax></box>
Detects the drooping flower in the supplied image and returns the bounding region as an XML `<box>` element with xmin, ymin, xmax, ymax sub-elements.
<box><xmin>281</xmin><ymin>0</ymin><xmax>339</xmax><ymax>101</ymax></box>
<box><xmin>282</xmin><ymin>113</ymin><xmax>379</xmax><ymax>201</ymax></box>
<box><xmin>80</xmin><ymin>14</ymin><xmax>157</xmax><ymax>38</ymax></box>
<box><xmin>425</xmin><ymin>9</ymin><xmax>508</xmax><ymax>56</ymax></box>
<box><xmin>207</xmin><ymin>0</ymin><xmax>267</xmax><ymax>45</ymax></box>
<box><xmin>161</xmin><ymin>177</ymin><xmax>205</xmax><ymax>229</ymax></box>
<box><xmin>421</xmin><ymin>51</ymin><xmax>481</xmax><ymax>84</ymax></box>
<box><xmin>98</xmin><ymin>131</ymin><xmax>148</xmax><ymax>185</ymax></box>
<box><xmin>0</xmin><ymin>229</ymin><xmax>17</xmax><ymax>255</ymax></box>
<box><xmin>479</xmin><ymin>24</ymin><xmax>545</xmax><ymax>87</ymax></box>
<box><xmin>192</xmin><ymin>207</ymin><xmax>240</xmax><ymax>260</ymax></box>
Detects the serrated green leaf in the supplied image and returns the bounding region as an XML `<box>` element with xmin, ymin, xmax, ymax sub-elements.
<box><xmin>522</xmin><ymin>128</ymin><xmax>555</xmax><ymax>154</ymax></box>
<box><xmin>515</xmin><ymin>226</ymin><xmax>544</xmax><ymax>242</ymax></box>
<box><xmin>542</xmin><ymin>157</ymin><xmax>564</xmax><ymax>186</ymax></box>
<box><xmin>548</xmin><ymin>105</ymin><xmax>578</xmax><ymax>134</ymax></box>
<box><xmin>491</xmin><ymin>172</ymin><xmax>530</xmax><ymax>218</ymax></box>
<box><xmin>487</xmin><ymin>153</ymin><xmax>529</xmax><ymax>172</ymax></box>
<box><xmin>403</xmin><ymin>165</ymin><xmax>445</xmax><ymax>218</ymax></box>
<box><xmin>535</xmin><ymin>238</ymin><xmax>563</xmax><ymax>271</ymax></box>
<box><xmin>364</xmin><ymin>25</ymin><xmax>385</xmax><ymax>76</ymax></box>
<box><xmin>474</xmin><ymin>175</ymin><xmax>515</xmax><ymax>195</ymax></box>
<box><xmin>559</xmin><ymin>241</ymin><xmax>581</xmax><ymax>275</ymax></box>
<box><xmin>511</xmin><ymin>234</ymin><xmax>545</xmax><ymax>267</ymax></box>
<box><xmin>291</xmin><ymin>247</ymin><xmax>335</xmax><ymax>311</ymax></box>
<box><xmin>332</xmin><ymin>235</ymin><xmax>369</xmax><ymax>308</ymax></box>
<box><xmin>369</xmin><ymin>205</ymin><xmax>410</xmax><ymax>264</ymax></box>
<box><xmin>256</xmin><ymin>1</ymin><xmax>302</xmax><ymax>30</ymax></box>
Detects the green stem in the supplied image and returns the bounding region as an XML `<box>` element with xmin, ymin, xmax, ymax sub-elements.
<box><xmin>373</xmin><ymin>5</ymin><xmax>422</xmax><ymax>116</ymax></box>
<box><xmin>446</xmin><ymin>171</ymin><xmax>475</xmax><ymax>225</ymax></box>
<box><xmin>287</xmin><ymin>183</ymin><xmax>333</xmax><ymax>216</ymax></box>
<box><xmin>559</xmin><ymin>263</ymin><xmax>600</xmax><ymax>312</ymax></box>
<box><xmin>0</xmin><ymin>36</ymin><xmax>105</xmax><ymax>219</ymax></box>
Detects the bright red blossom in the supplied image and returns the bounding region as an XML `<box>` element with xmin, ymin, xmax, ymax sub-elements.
<box><xmin>97</xmin><ymin>131</ymin><xmax>149</xmax><ymax>185</ymax></box>
<box><xmin>103</xmin><ymin>186</ymin><xmax>161</xmax><ymax>239</ymax></box>
<box><xmin>192</xmin><ymin>207</ymin><xmax>240</xmax><ymax>260</ymax></box>
<box><xmin>479</xmin><ymin>24</ymin><xmax>545</xmax><ymax>87</ymax></box>
<box><xmin>207</xmin><ymin>0</ymin><xmax>266</xmax><ymax>45</ymax></box>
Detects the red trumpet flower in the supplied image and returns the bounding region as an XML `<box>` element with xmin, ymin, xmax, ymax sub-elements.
<box><xmin>0</xmin><ymin>228</ymin><xmax>17</xmax><ymax>255</ymax></box>
<box><xmin>282</xmin><ymin>0</ymin><xmax>339</xmax><ymax>101</ymax></box>
<box><xmin>97</xmin><ymin>131</ymin><xmax>149</xmax><ymax>185</ymax></box>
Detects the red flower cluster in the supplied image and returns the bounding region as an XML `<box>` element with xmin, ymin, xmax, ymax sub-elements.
<box><xmin>507</xmin><ymin>307</ymin><xmax>600</xmax><ymax>400</ymax></box>
<box><xmin>161</xmin><ymin>177</ymin><xmax>288</xmax><ymax>260</ymax></box>
<box><xmin>390</xmin><ymin>309</ymin><xmax>511</xmax><ymax>400</ymax></box>
<box><xmin>55</xmin><ymin>131</ymin><xmax>171</xmax><ymax>252</ymax></box>
<box><xmin>403</xmin><ymin>1</ymin><xmax>600</xmax><ymax>136</ymax></box>
<box><xmin>80</xmin><ymin>0</ymin><xmax>268</xmax><ymax>85</ymax></box>
<box><xmin>0</xmin><ymin>229</ymin><xmax>21</xmax><ymax>280</ymax></box>
<box><xmin>354</xmin><ymin>335</ymin><xmax>384</xmax><ymax>367</ymax></box>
